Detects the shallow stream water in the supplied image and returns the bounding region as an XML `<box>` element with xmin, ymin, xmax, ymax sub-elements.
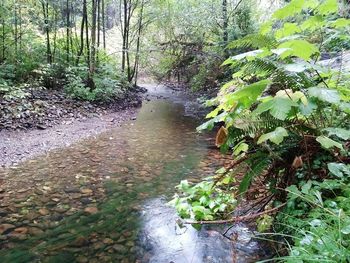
<box><xmin>0</xmin><ymin>85</ymin><xmax>267</xmax><ymax>263</ymax></box>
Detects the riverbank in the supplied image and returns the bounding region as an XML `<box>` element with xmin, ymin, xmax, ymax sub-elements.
<box><xmin>0</xmin><ymin>86</ymin><xmax>148</xmax><ymax>168</ymax></box>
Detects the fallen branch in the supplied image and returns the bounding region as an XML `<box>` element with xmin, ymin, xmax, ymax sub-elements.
<box><xmin>184</xmin><ymin>203</ymin><xmax>286</xmax><ymax>225</ymax></box>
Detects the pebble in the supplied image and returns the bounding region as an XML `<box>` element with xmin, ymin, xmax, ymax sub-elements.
<box><xmin>102</xmin><ymin>238</ymin><xmax>114</xmax><ymax>245</ymax></box>
<box><xmin>0</xmin><ymin>224</ymin><xmax>16</xmax><ymax>235</ymax></box>
<box><xmin>81</xmin><ymin>188</ymin><xmax>93</xmax><ymax>195</ymax></box>
<box><xmin>112</xmin><ymin>244</ymin><xmax>128</xmax><ymax>254</ymax></box>
<box><xmin>73</xmin><ymin>236</ymin><xmax>89</xmax><ymax>247</ymax></box>
<box><xmin>38</xmin><ymin>208</ymin><xmax>49</xmax><ymax>216</ymax></box>
<box><xmin>84</xmin><ymin>207</ymin><xmax>98</xmax><ymax>214</ymax></box>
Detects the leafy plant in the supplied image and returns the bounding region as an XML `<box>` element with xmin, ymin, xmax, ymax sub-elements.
<box><xmin>172</xmin><ymin>0</ymin><xmax>350</xmax><ymax>261</ymax></box>
<box><xmin>170</xmin><ymin>174</ymin><xmax>237</xmax><ymax>221</ymax></box>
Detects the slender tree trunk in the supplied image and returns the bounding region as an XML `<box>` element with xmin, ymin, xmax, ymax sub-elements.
<box><xmin>121</xmin><ymin>0</ymin><xmax>128</xmax><ymax>73</ymax></box>
<box><xmin>1</xmin><ymin>0</ymin><xmax>5</xmax><ymax>62</ymax></box>
<box><xmin>85</xmin><ymin>0</ymin><xmax>90</xmax><ymax>67</ymax></box>
<box><xmin>133</xmin><ymin>0</ymin><xmax>144</xmax><ymax>86</ymax></box>
<box><xmin>102</xmin><ymin>0</ymin><xmax>106</xmax><ymax>50</ymax></box>
<box><xmin>19</xmin><ymin>3</ymin><xmax>22</xmax><ymax>52</ymax></box>
<box><xmin>97</xmin><ymin>0</ymin><xmax>101</xmax><ymax>48</ymax></box>
<box><xmin>52</xmin><ymin>10</ymin><xmax>58</xmax><ymax>63</ymax></box>
<box><xmin>42</xmin><ymin>1</ymin><xmax>52</xmax><ymax>64</ymax></box>
<box><xmin>76</xmin><ymin>0</ymin><xmax>86</xmax><ymax>65</ymax></box>
<box><xmin>222</xmin><ymin>0</ymin><xmax>228</xmax><ymax>46</ymax></box>
<box><xmin>97</xmin><ymin>0</ymin><xmax>101</xmax><ymax>63</ymax></box>
<box><xmin>89</xmin><ymin>0</ymin><xmax>97</xmax><ymax>76</ymax></box>
<box><xmin>66</xmin><ymin>0</ymin><xmax>70</xmax><ymax>63</ymax></box>
<box><xmin>14</xmin><ymin>1</ymin><xmax>18</xmax><ymax>58</ymax></box>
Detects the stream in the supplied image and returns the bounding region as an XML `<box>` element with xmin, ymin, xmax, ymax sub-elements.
<box><xmin>0</xmin><ymin>85</ymin><xmax>268</xmax><ymax>263</ymax></box>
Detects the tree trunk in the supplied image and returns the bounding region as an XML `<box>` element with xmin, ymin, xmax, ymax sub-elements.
<box><xmin>222</xmin><ymin>0</ymin><xmax>228</xmax><ymax>46</ymax></box>
<box><xmin>66</xmin><ymin>0</ymin><xmax>70</xmax><ymax>63</ymax></box>
<box><xmin>14</xmin><ymin>1</ymin><xmax>18</xmax><ymax>58</ymax></box>
<box><xmin>90</xmin><ymin>0</ymin><xmax>97</xmax><ymax>76</ymax></box>
<box><xmin>102</xmin><ymin>0</ymin><xmax>106</xmax><ymax>50</ymax></box>
<box><xmin>1</xmin><ymin>0</ymin><xmax>5</xmax><ymax>62</ymax></box>
<box><xmin>132</xmin><ymin>0</ymin><xmax>144</xmax><ymax>86</ymax></box>
<box><xmin>42</xmin><ymin>1</ymin><xmax>52</xmax><ymax>64</ymax></box>
<box><xmin>76</xmin><ymin>0</ymin><xmax>86</xmax><ymax>65</ymax></box>
<box><xmin>85</xmin><ymin>0</ymin><xmax>90</xmax><ymax>67</ymax></box>
<box><xmin>121</xmin><ymin>0</ymin><xmax>128</xmax><ymax>73</ymax></box>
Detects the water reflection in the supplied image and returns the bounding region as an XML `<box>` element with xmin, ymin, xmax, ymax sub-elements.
<box><xmin>140</xmin><ymin>198</ymin><xmax>233</xmax><ymax>263</ymax></box>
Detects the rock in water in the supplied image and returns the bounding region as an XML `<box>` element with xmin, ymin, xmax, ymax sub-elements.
<box><xmin>0</xmin><ymin>224</ymin><xmax>15</xmax><ymax>235</ymax></box>
<box><xmin>84</xmin><ymin>207</ymin><xmax>98</xmax><ymax>214</ymax></box>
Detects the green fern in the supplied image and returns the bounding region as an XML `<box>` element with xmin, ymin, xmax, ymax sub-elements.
<box><xmin>227</xmin><ymin>34</ymin><xmax>277</xmax><ymax>50</ymax></box>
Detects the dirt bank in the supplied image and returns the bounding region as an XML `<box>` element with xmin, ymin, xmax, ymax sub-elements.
<box><xmin>0</xmin><ymin>107</ymin><xmax>141</xmax><ymax>168</ymax></box>
<box><xmin>0</xmin><ymin>85</ymin><xmax>151</xmax><ymax>167</ymax></box>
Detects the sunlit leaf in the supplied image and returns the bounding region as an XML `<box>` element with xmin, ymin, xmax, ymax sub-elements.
<box><xmin>316</xmin><ymin>136</ymin><xmax>344</xmax><ymax>151</ymax></box>
<box><xmin>323</xmin><ymin>128</ymin><xmax>350</xmax><ymax>140</ymax></box>
<box><xmin>308</xmin><ymin>87</ymin><xmax>340</xmax><ymax>104</ymax></box>
<box><xmin>258</xmin><ymin>127</ymin><xmax>289</xmax><ymax>145</ymax></box>
<box><xmin>278</xmin><ymin>40</ymin><xmax>319</xmax><ymax>60</ymax></box>
<box><xmin>317</xmin><ymin>0</ymin><xmax>338</xmax><ymax>15</ymax></box>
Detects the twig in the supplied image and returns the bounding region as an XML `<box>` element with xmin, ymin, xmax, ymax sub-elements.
<box><xmin>184</xmin><ymin>203</ymin><xmax>286</xmax><ymax>225</ymax></box>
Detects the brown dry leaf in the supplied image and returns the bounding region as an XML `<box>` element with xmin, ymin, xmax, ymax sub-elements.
<box><xmin>215</xmin><ymin>126</ymin><xmax>228</xmax><ymax>147</ymax></box>
<box><xmin>292</xmin><ymin>156</ymin><xmax>303</xmax><ymax>169</ymax></box>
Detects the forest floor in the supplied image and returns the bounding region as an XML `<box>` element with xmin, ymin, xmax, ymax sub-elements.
<box><xmin>0</xmin><ymin>86</ymin><xmax>148</xmax><ymax>168</ymax></box>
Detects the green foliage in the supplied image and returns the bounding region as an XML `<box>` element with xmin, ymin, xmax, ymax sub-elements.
<box><xmin>170</xmin><ymin>177</ymin><xmax>237</xmax><ymax>221</ymax></box>
<box><xmin>275</xmin><ymin>160</ymin><xmax>350</xmax><ymax>262</ymax></box>
<box><xmin>64</xmin><ymin>63</ymin><xmax>130</xmax><ymax>102</ymax></box>
<box><xmin>173</xmin><ymin>1</ymin><xmax>350</xmax><ymax>262</ymax></box>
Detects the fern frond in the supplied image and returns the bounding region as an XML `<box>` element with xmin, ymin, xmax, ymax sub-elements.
<box><xmin>233</xmin><ymin>58</ymin><xmax>315</xmax><ymax>91</ymax></box>
<box><xmin>227</xmin><ymin>112</ymin><xmax>287</xmax><ymax>145</ymax></box>
<box><xmin>227</xmin><ymin>34</ymin><xmax>278</xmax><ymax>50</ymax></box>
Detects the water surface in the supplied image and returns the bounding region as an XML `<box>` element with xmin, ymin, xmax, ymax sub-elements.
<box><xmin>0</xmin><ymin>85</ymin><xmax>264</xmax><ymax>263</ymax></box>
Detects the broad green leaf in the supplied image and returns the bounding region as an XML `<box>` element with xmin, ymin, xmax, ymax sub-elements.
<box><xmin>299</xmin><ymin>101</ymin><xmax>317</xmax><ymax>116</ymax></box>
<box><xmin>328</xmin><ymin>163</ymin><xmax>350</xmax><ymax>178</ymax></box>
<box><xmin>233</xmin><ymin>142</ymin><xmax>249</xmax><ymax>156</ymax></box>
<box><xmin>316</xmin><ymin>136</ymin><xmax>344</xmax><ymax>151</ymax></box>
<box><xmin>197</xmin><ymin>119</ymin><xmax>215</xmax><ymax>131</ymax></box>
<box><xmin>301</xmin><ymin>180</ymin><xmax>312</xmax><ymax>194</ymax></box>
<box><xmin>308</xmin><ymin>87</ymin><xmax>340</xmax><ymax>104</ymax></box>
<box><xmin>286</xmin><ymin>185</ymin><xmax>302</xmax><ymax>200</ymax></box>
<box><xmin>341</xmin><ymin>225</ymin><xmax>350</xmax><ymax>235</ymax></box>
<box><xmin>317</xmin><ymin>0</ymin><xmax>338</xmax><ymax>15</ymax></box>
<box><xmin>206</xmin><ymin>106</ymin><xmax>222</xmax><ymax>119</ymax></box>
<box><xmin>225</xmin><ymin>79</ymin><xmax>271</xmax><ymax>109</ymax></box>
<box><xmin>276</xmin><ymin>89</ymin><xmax>307</xmax><ymax>105</ymax></box>
<box><xmin>278</xmin><ymin>40</ymin><xmax>319</xmax><ymax>60</ymax></box>
<box><xmin>273</xmin><ymin>0</ymin><xmax>305</xmax><ymax>19</ymax></box>
<box><xmin>255</xmin><ymin>97</ymin><xmax>298</xmax><ymax>120</ymax></box>
<box><xmin>258</xmin><ymin>127</ymin><xmax>289</xmax><ymax>145</ymax></box>
<box><xmin>301</xmin><ymin>15</ymin><xmax>325</xmax><ymax>30</ymax></box>
<box><xmin>275</xmin><ymin>23</ymin><xmax>301</xmax><ymax>40</ymax></box>
<box><xmin>323</xmin><ymin>128</ymin><xmax>350</xmax><ymax>140</ymax></box>
<box><xmin>329</xmin><ymin>18</ymin><xmax>350</xmax><ymax>28</ymax></box>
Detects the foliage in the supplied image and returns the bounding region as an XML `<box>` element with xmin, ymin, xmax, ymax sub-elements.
<box><xmin>64</xmin><ymin>63</ymin><xmax>130</xmax><ymax>102</ymax></box>
<box><xmin>170</xmin><ymin>175</ymin><xmax>237</xmax><ymax>221</ymax></box>
<box><xmin>145</xmin><ymin>0</ymin><xmax>257</xmax><ymax>88</ymax></box>
<box><xmin>172</xmin><ymin>0</ymin><xmax>350</xmax><ymax>261</ymax></box>
<box><xmin>274</xmin><ymin>162</ymin><xmax>350</xmax><ymax>262</ymax></box>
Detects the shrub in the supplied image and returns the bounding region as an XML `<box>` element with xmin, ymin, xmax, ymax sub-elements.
<box><xmin>64</xmin><ymin>63</ymin><xmax>131</xmax><ymax>102</ymax></box>
<box><xmin>172</xmin><ymin>0</ymin><xmax>350</xmax><ymax>261</ymax></box>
